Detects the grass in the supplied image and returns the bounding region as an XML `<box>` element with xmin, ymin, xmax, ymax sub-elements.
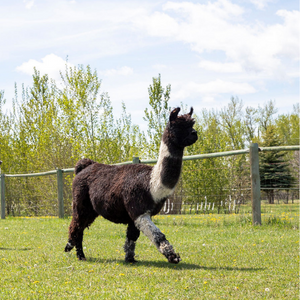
<box><xmin>0</xmin><ymin>203</ymin><xmax>298</xmax><ymax>299</ymax></box>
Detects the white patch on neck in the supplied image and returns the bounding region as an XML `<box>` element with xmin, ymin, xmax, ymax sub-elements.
<box><xmin>150</xmin><ymin>141</ymin><xmax>175</xmax><ymax>202</ymax></box>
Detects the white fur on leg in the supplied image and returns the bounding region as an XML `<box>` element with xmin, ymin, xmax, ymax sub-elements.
<box><xmin>134</xmin><ymin>213</ymin><xmax>161</xmax><ymax>246</ymax></box>
<box><xmin>134</xmin><ymin>213</ymin><xmax>180</xmax><ymax>263</ymax></box>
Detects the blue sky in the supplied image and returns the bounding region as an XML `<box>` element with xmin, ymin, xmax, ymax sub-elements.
<box><xmin>0</xmin><ymin>0</ymin><xmax>299</xmax><ymax>129</ymax></box>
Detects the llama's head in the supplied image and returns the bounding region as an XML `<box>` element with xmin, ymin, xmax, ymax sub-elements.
<box><xmin>164</xmin><ymin>107</ymin><xmax>198</xmax><ymax>149</ymax></box>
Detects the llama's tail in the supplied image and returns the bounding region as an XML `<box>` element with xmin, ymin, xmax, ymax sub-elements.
<box><xmin>74</xmin><ymin>158</ymin><xmax>96</xmax><ymax>175</ymax></box>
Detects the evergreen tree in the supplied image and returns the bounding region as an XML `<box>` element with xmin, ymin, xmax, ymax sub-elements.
<box><xmin>259</xmin><ymin>125</ymin><xmax>296</xmax><ymax>204</ymax></box>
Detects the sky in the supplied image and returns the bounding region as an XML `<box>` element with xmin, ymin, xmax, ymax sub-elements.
<box><xmin>0</xmin><ymin>0</ymin><xmax>299</xmax><ymax>129</ymax></box>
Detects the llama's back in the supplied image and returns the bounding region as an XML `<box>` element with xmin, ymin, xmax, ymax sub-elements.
<box><xmin>75</xmin><ymin>158</ymin><xmax>96</xmax><ymax>175</ymax></box>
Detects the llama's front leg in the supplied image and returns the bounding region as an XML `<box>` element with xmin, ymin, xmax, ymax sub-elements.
<box><xmin>134</xmin><ymin>213</ymin><xmax>181</xmax><ymax>264</ymax></box>
<box><xmin>124</xmin><ymin>222</ymin><xmax>140</xmax><ymax>263</ymax></box>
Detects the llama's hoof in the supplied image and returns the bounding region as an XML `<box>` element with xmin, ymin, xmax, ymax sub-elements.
<box><xmin>168</xmin><ymin>253</ymin><xmax>181</xmax><ymax>264</ymax></box>
<box><xmin>125</xmin><ymin>257</ymin><xmax>138</xmax><ymax>263</ymax></box>
<box><xmin>64</xmin><ymin>242</ymin><xmax>74</xmax><ymax>252</ymax></box>
<box><xmin>77</xmin><ymin>250</ymin><xmax>86</xmax><ymax>261</ymax></box>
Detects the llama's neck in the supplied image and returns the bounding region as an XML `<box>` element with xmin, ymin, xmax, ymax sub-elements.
<box><xmin>150</xmin><ymin>140</ymin><xmax>183</xmax><ymax>203</ymax></box>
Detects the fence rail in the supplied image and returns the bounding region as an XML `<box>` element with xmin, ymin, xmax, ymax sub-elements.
<box><xmin>1</xmin><ymin>144</ymin><xmax>299</xmax><ymax>224</ymax></box>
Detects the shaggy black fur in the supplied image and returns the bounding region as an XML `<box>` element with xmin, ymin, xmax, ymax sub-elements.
<box><xmin>65</xmin><ymin>107</ymin><xmax>197</xmax><ymax>263</ymax></box>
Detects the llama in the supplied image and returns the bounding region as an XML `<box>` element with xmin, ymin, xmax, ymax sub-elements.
<box><xmin>64</xmin><ymin>107</ymin><xmax>198</xmax><ymax>264</ymax></box>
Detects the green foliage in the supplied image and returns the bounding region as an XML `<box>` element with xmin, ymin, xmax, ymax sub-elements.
<box><xmin>182</xmin><ymin>110</ymin><xmax>231</xmax><ymax>207</ymax></box>
<box><xmin>181</xmin><ymin>99</ymin><xmax>251</xmax><ymax>209</ymax></box>
<box><xmin>0</xmin><ymin>65</ymin><xmax>299</xmax><ymax>216</ymax></box>
<box><xmin>58</xmin><ymin>64</ymin><xmax>102</xmax><ymax>161</ymax></box>
<box><xmin>275</xmin><ymin>104</ymin><xmax>300</xmax><ymax>146</ymax></box>
<box><xmin>143</xmin><ymin>74</ymin><xmax>171</xmax><ymax>157</ymax></box>
<box><xmin>257</xmin><ymin>99</ymin><xmax>278</xmax><ymax>132</ymax></box>
<box><xmin>2</xmin><ymin>65</ymin><xmax>145</xmax><ymax>216</ymax></box>
<box><xmin>219</xmin><ymin>97</ymin><xmax>245</xmax><ymax>149</ymax></box>
<box><xmin>0</xmin><ymin>91</ymin><xmax>12</xmax><ymax>173</ymax></box>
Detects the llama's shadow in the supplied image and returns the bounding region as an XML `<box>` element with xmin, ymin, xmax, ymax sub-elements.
<box><xmin>0</xmin><ymin>247</ymin><xmax>32</xmax><ymax>251</ymax></box>
<box><xmin>86</xmin><ymin>257</ymin><xmax>264</xmax><ymax>271</ymax></box>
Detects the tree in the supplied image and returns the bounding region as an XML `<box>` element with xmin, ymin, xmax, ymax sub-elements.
<box><xmin>0</xmin><ymin>90</ymin><xmax>13</xmax><ymax>173</ymax></box>
<box><xmin>275</xmin><ymin>104</ymin><xmax>300</xmax><ymax>146</ymax></box>
<box><xmin>143</xmin><ymin>74</ymin><xmax>171</xmax><ymax>158</ymax></box>
<box><xmin>115</xmin><ymin>102</ymin><xmax>147</xmax><ymax>162</ymax></box>
<box><xmin>244</xmin><ymin>106</ymin><xmax>258</xmax><ymax>145</ymax></box>
<box><xmin>219</xmin><ymin>97</ymin><xmax>245</xmax><ymax>150</ymax></box>
<box><xmin>11</xmin><ymin>69</ymin><xmax>60</xmax><ymax>171</ymax></box>
<box><xmin>58</xmin><ymin>64</ymin><xmax>102</xmax><ymax>162</ymax></box>
<box><xmin>181</xmin><ymin>108</ymin><xmax>238</xmax><ymax>211</ymax></box>
<box><xmin>257</xmin><ymin>100</ymin><xmax>278</xmax><ymax>138</ymax></box>
<box><xmin>218</xmin><ymin>97</ymin><xmax>250</xmax><ymax>203</ymax></box>
<box><xmin>259</xmin><ymin>125</ymin><xmax>296</xmax><ymax>204</ymax></box>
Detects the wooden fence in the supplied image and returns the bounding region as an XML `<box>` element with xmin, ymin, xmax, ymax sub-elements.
<box><xmin>0</xmin><ymin>143</ymin><xmax>299</xmax><ymax>225</ymax></box>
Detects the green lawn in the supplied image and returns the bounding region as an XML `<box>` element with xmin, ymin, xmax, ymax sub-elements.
<box><xmin>0</xmin><ymin>203</ymin><xmax>298</xmax><ymax>299</ymax></box>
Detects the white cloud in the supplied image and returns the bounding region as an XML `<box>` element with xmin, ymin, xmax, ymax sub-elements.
<box><xmin>16</xmin><ymin>54</ymin><xmax>72</xmax><ymax>82</ymax></box>
<box><xmin>2</xmin><ymin>0</ymin><xmax>298</xmax><ymax>121</ymax></box>
<box><xmin>138</xmin><ymin>1</ymin><xmax>299</xmax><ymax>79</ymax></box>
<box><xmin>199</xmin><ymin>60</ymin><xmax>243</xmax><ymax>73</ymax></box>
<box><xmin>101</xmin><ymin>66</ymin><xmax>133</xmax><ymax>77</ymax></box>
<box><xmin>23</xmin><ymin>0</ymin><xmax>34</xmax><ymax>9</ymax></box>
<box><xmin>189</xmin><ymin>79</ymin><xmax>256</xmax><ymax>94</ymax></box>
<box><xmin>249</xmin><ymin>0</ymin><xmax>273</xmax><ymax>10</ymax></box>
<box><xmin>134</xmin><ymin>11</ymin><xmax>179</xmax><ymax>37</ymax></box>
<box><xmin>202</xmin><ymin>96</ymin><xmax>215</xmax><ymax>103</ymax></box>
<box><xmin>152</xmin><ymin>64</ymin><xmax>168</xmax><ymax>70</ymax></box>
<box><xmin>172</xmin><ymin>79</ymin><xmax>256</xmax><ymax>101</ymax></box>
<box><xmin>164</xmin><ymin>0</ymin><xmax>244</xmax><ymax>20</ymax></box>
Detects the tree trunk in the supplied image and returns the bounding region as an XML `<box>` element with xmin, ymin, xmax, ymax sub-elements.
<box><xmin>267</xmin><ymin>190</ymin><xmax>275</xmax><ymax>204</ymax></box>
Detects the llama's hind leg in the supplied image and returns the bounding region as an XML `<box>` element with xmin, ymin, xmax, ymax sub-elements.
<box><xmin>124</xmin><ymin>222</ymin><xmax>140</xmax><ymax>263</ymax></box>
<box><xmin>134</xmin><ymin>213</ymin><xmax>181</xmax><ymax>264</ymax></box>
<box><xmin>65</xmin><ymin>211</ymin><xmax>97</xmax><ymax>261</ymax></box>
<box><xmin>64</xmin><ymin>217</ymin><xmax>76</xmax><ymax>253</ymax></box>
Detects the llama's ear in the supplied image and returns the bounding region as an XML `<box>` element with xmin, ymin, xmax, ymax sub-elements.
<box><xmin>169</xmin><ymin>107</ymin><xmax>180</xmax><ymax>122</ymax></box>
<box><xmin>188</xmin><ymin>107</ymin><xmax>194</xmax><ymax>116</ymax></box>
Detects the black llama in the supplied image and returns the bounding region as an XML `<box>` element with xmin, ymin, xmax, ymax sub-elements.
<box><xmin>65</xmin><ymin>107</ymin><xmax>198</xmax><ymax>264</ymax></box>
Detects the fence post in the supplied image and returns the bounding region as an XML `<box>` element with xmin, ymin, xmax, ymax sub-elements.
<box><xmin>132</xmin><ymin>157</ymin><xmax>140</xmax><ymax>164</ymax></box>
<box><xmin>57</xmin><ymin>169</ymin><xmax>64</xmax><ymax>218</ymax></box>
<box><xmin>250</xmin><ymin>143</ymin><xmax>261</xmax><ymax>225</ymax></box>
<box><xmin>1</xmin><ymin>174</ymin><xmax>5</xmax><ymax>219</ymax></box>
